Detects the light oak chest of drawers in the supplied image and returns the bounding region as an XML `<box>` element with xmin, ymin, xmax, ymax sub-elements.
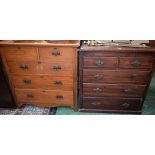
<box><xmin>0</xmin><ymin>40</ymin><xmax>80</xmax><ymax>109</ymax></box>
<box><xmin>79</xmin><ymin>44</ymin><xmax>155</xmax><ymax>114</ymax></box>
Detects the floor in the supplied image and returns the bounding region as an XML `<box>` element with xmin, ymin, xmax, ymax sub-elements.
<box><xmin>56</xmin><ymin>72</ymin><xmax>155</xmax><ymax>115</ymax></box>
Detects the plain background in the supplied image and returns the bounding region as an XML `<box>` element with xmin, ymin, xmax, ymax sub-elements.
<box><xmin>0</xmin><ymin>0</ymin><xmax>155</xmax><ymax>155</ymax></box>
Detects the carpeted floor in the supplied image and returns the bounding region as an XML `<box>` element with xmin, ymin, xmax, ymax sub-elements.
<box><xmin>0</xmin><ymin>104</ymin><xmax>57</xmax><ymax>115</ymax></box>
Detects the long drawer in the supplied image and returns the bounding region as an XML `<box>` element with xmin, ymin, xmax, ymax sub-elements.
<box><xmin>7</xmin><ymin>61</ymin><xmax>73</xmax><ymax>76</ymax></box>
<box><xmin>15</xmin><ymin>89</ymin><xmax>73</xmax><ymax>105</ymax></box>
<box><xmin>3</xmin><ymin>47</ymin><xmax>38</xmax><ymax>61</ymax></box>
<box><xmin>83</xmin><ymin>83</ymin><xmax>146</xmax><ymax>97</ymax></box>
<box><xmin>83</xmin><ymin>69</ymin><xmax>151</xmax><ymax>84</ymax></box>
<box><xmin>82</xmin><ymin>97</ymin><xmax>143</xmax><ymax>111</ymax></box>
<box><xmin>39</xmin><ymin>47</ymin><xmax>74</xmax><ymax>61</ymax></box>
<box><xmin>11</xmin><ymin>75</ymin><xmax>73</xmax><ymax>90</ymax></box>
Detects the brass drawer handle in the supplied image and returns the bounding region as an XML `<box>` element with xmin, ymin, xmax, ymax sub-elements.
<box><xmin>52</xmin><ymin>66</ymin><xmax>62</xmax><ymax>70</ymax></box>
<box><xmin>27</xmin><ymin>93</ymin><xmax>34</xmax><ymax>98</ymax></box>
<box><xmin>93</xmin><ymin>88</ymin><xmax>103</xmax><ymax>93</ymax></box>
<box><xmin>96</xmin><ymin>60</ymin><xmax>105</xmax><ymax>66</ymax></box>
<box><xmin>91</xmin><ymin>102</ymin><xmax>101</xmax><ymax>105</ymax></box>
<box><xmin>20</xmin><ymin>64</ymin><xmax>28</xmax><ymax>69</ymax></box>
<box><xmin>54</xmin><ymin>80</ymin><xmax>62</xmax><ymax>85</ymax></box>
<box><xmin>56</xmin><ymin>95</ymin><xmax>63</xmax><ymax>99</ymax></box>
<box><xmin>124</xmin><ymin>88</ymin><xmax>133</xmax><ymax>94</ymax></box>
<box><xmin>131</xmin><ymin>60</ymin><xmax>142</xmax><ymax>67</ymax></box>
<box><xmin>121</xmin><ymin>103</ymin><xmax>130</xmax><ymax>108</ymax></box>
<box><xmin>94</xmin><ymin>74</ymin><xmax>103</xmax><ymax>80</ymax></box>
<box><xmin>52</xmin><ymin>49</ymin><xmax>60</xmax><ymax>56</ymax></box>
<box><xmin>23</xmin><ymin>79</ymin><xmax>31</xmax><ymax>84</ymax></box>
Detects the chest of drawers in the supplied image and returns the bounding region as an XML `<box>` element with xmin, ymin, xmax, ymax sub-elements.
<box><xmin>0</xmin><ymin>40</ymin><xmax>80</xmax><ymax>109</ymax></box>
<box><xmin>79</xmin><ymin>44</ymin><xmax>155</xmax><ymax>114</ymax></box>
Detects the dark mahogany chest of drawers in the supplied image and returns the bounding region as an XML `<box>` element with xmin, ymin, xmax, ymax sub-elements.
<box><xmin>79</xmin><ymin>44</ymin><xmax>155</xmax><ymax>114</ymax></box>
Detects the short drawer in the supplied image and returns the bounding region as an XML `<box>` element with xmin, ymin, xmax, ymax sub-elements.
<box><xmin>7</xmin><ymin>61</ymin><xmax>40</xmax><ymax>74</ymax></box>
<box><xmin>119</xmin><ymin>57</ymin><xmax>153</xmax><ymax>69</ymax></box>
<box><xmin>83</xmin><ymin>57</ymin><xmax>118</xmax><ymax>68</ymax></box>
<box><xmin>41</xmin><ymin>62</ymin><xmax>73</xmax><ymax>76</ymax></box>
<box><xmin>83</xmin><ymin>69</ymin><xmax>151</xmax><ymax>84</ymax></box>
<box><xmin>15</xmin><ymin>89</ymin><xmax>73</xmax><ymax>105</ymax></box>
<box><xmin>39</xmin><ymin>47</ymin><xmax>74</xmax><ymax>61</ymax></box>
<box><xmin>83</xmin><ymin>83</ymin><xmax>146</xmax><ymax>98</ymax></box>
<box><xmin>82</xmin><ymin>97</ymin><xmax>143</xmax><ymax>111</ymax></box>
<box><xmin>3</xmin><ymin>47</ymin><xmax>38</xmax><ymax>61</ymax></box>
<box><xmin>11</xmin><ymin>75</ymin><xmax>73</xmax><ymax>90</ymax></box>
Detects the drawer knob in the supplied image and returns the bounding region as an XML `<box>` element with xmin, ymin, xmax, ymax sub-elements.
<box><xmin>56</xmin><ymin>95</ymin><xmax>63</xmax><ymax>99</ymax></box>
<box><xmin>93</xmin><ymin>88</ymin><xmax>103</xmax><ymax>93</ymax></box>
<box><xmin>91</xmin><ymin>102</ymin><xmax>101</xmax><ymax>105</ymax></box>
<box><xmin>23</xmin><ymin>79</ymin><xmax>31</xmax><ymax>84</ymax></box>
<box><xmin>54</xmin><ymin>80</ymin><xmax>62</xmax><ymax>85</ymax></box>
<box><xmin>27</xmin><ymin>93</ymin><xmax>34</xmax><ymax>98</ymax></box>
<box><xmin>121</xmin><ymin>103</ymin><xmax>130</xmax><ymax>108</ymax></box>
<box><xmin>96</xmin><ymin>60</ymin><xmax>105</xmax><ymax>66</ymax></box>
<box><xmin>20</xmin><ymin>64</ymin><xmax>28</xmax><ymax>69</ymax></box>
<box><xmin>52</xmin><ymin>49</ymin><xmax>60</xmax><ymax>56</ymax></box>
<box><xmin>124</xmin><ymin>88</ymin><xmax>133</xmax><ymax>94</ymax></box>
<box><xmin>131</xmin><ymin>60</ymin><xmax>142</xmax><ymax>67</ymax></box>
<box><xmin>52</xmin><ymin>66</ymin><xmax>62</xmax><ymax>70</ymax></box>
<box><xmin>94</xmin><ymin>74</ymin><xmax>103</xmax><ymax>80</ymax></box>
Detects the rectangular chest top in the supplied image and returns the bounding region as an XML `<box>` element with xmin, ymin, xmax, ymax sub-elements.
<box><xmin>0</xmin><ymin>40</ymin><xmax>80</xmax><ymax>47</ymax></box>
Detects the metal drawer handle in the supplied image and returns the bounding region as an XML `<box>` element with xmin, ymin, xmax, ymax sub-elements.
<box><xmin>124</xmin><ymin>88</ymin><xmax>133</xmax><ymax>94</ymax></box>
<box><xmin>94</xmin><ymin>74</ymin><xmax>103</xmax><ymax>80</ymax></box>
<box><xmin>27</xmin><ymin>93</ymin><xmax>34</xmax><ymax>98</ymax></box>
<box><xmin>52</xmin><ymin>49</ymin><xmax>60</xmax><ymax>56</ymax></box>
<box><xmin>56</xmin><ymin>95</ymin><xmax>63</xmax><ymax>99</ymax></box>
<box><xmin>93</xmin><ymin>88</ymin><xmax>103</xmax><ymax>93</ymax></box>
<box><xmin>23</xmin><ymin>79</ymin><xmax>31</xmax><ymax>84</ymax></box>
<box><xmin>52</xmin><ymin>66</ymin><xmax>62</xmax><ymax>70</ymax></box>
<box><xmin>91</xmin><ymin>102</ymin><xmax>101</xmax><ymax>105</ymax></box>
<box><xmin>54</xmin><ymin>80</ymin><xmax>62</xmax><ymax>85</ymax></box>
<box><xmin>20</xmin><ymin>64</ymin><xmax>28</xmax><ymax>69</ymax></box>
<box><xmin>128</xmin><ymin>74</ymin><xmax>137</xmax><ymax>79</ymax></box>
<box><xmin>121</xmin><ymin>103</ymin><xmax>130</xmax><ymax>108</ymax></box>
<box><xmin>131</xmin><ymin>60</ymin><xmax>142</xmax><ymax>67</ymax></box>
<box><xmin>96</xmin><ymin>60</ymin><xmax>105</xmax><ymax>66</ymax></box>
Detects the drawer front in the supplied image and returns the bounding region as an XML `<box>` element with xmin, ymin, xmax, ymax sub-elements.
<box><xmin>83</xmin><ymin>83</ymin><xmax>146</xmax><ymax>98</ymax></box>
<box><xmin>119</xmin><ymin>57</ymin><xmax>153</xmax><ymax>69</ymax></box>
<box><xmin>7</xmin><ymin>61</ymin><xmax>40</xmax><ymax>74</ymax></box>
<box><xmin>3</xmin><ymin>47</ymin><xmax>38</xmax><ymax>61</ymax></box>
<box><xmin>15</xmin><ymin>89</ymin><xmax>73</xmax><ymax>105</ymax></box>
<box><xmin>41</xmin><ymin>62</ymin><xmax>73</xmax><ymax>76</ymax></box>
<box><xmin>11</xmin><ymin>75</ymin><xmax>73</xmax><ymax>90</ymax></box>
<box><xmin>83</xmin><ymin>69</ymin><xmax>151</xmax><ymax>84</ymax></box>
<box><xmin>39</xmin><ymin>47</ymin><xmax>74</xmax><ymax>61</ymax></box>
<box><xmin>83</xmin><ymin>57</ymin><xmax>118</xmax><ymax>68</ymax></box>
<box><xmin>82</xmin><ymin>97</ymin><xmax>143</xmax><ymax>111</ymax></box>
